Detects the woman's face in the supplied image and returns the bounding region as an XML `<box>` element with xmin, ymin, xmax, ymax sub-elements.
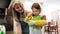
<box><xmin>32</xmin><ymin>8</ymin><xmax>40</xmax><ymax>16</ymax></box>
<box><xmin>14</xmin><ymin>4</ymin><xmax>23</xmax><ymax>13</ymax></box>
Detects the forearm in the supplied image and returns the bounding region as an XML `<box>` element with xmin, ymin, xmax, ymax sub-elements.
<box><xmin>24</xmin><ymin>16</ymin><xmax>32</xmax><ymax>23</ymax></box>
<box><xmin>34</xmin><ymin>20</ymin><xmax>46</xmax><ymax>26</ymax></box>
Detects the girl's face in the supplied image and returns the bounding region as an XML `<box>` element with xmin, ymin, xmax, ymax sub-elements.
<box><xmin>32</xmin><ymin>8</ymin><xmax>40</xmax><ymax>16</ymax></box>
<box><xmin>14</xmin><ymin>4</ymin><xmax>23</xmax><ymax>13</ymax></box>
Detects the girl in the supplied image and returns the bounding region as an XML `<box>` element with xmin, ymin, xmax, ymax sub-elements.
<box><xmin>24</xmin><ymin>3</ymin><xmax>46</xmax><ymax>34</ymax></box>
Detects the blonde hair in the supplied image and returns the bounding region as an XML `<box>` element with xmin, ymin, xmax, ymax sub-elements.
<box><xmin>13</xmin><ymin>1</ymin><xmax>23</xmax><ymax>8</ymax></box>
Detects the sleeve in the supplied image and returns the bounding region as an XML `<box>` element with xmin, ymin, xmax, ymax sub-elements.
<box><xmin>24</xmin><ymin>16</ymin><xmax>32</xmax><ymax>23</ymax></box>
<box><xmin>24</xmin><ymin>11</ymin><xmax>32</xmax><ymax>23</ymax></box>
<box><xmin>34</xmin><ymin>15</ymin><xmax>46</xmax><ymax>27</ymax></box>
<box><xmin>24</xmin><ymin>16</ymin><xmax>35</xmax><ymax>26</ymax></box>
<box><xmin>34</xmin><ymin>20</ymin><xmax>46</xmax><ymax>27</ymax></box>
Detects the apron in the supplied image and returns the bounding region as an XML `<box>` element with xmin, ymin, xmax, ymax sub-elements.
<box><xmin>29</xmin><ymin>16</ymin><xmax>42</xmax><ymax>34</ymax></box>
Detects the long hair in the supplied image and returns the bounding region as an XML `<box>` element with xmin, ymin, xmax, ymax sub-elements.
<box><xmin>13</xmin><ymin>8</ymin><xmax>20</xmax><ymax>20</ymax></box>
<box><xmin>13</xmin><ymin>2</ymin><xmax>24</xmax><ymax>20</ymax></box>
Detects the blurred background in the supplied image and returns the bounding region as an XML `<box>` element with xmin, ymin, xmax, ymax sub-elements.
<box><xmin>0</xmin><ymin>0</ymin><xmax>60</xmax><ymax>34</ymax></box>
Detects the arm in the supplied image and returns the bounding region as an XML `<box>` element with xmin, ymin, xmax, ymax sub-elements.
<box><xmin>24</xmin><ymin>11</ymin><xmax>32</xmax><ymax>23</ymax></box>
<box><xmin>34</xmin><ymin>20</ymin><xmax>46</xmax><ymax>26</ymax></box>
<box><xmin>34</xmin><ymin>15</ymin><xmax>46</xmax><ymax>26</ymax></box>
<box><xmin>24</xmin><ymin>16</ymin><xmax>32</xmax><ymax>23</ymax></box>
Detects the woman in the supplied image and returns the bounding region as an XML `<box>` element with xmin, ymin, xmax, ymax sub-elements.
<box><xmin>12</xmin><ymin>2</ymin><xmax>30</xmax><ymax>34</ymax></box>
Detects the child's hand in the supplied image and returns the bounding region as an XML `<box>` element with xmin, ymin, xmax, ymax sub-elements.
<box><xmin>28</xmin><ymin>20</ymin><xmax>35</xmax><ymax>26</ymax></box>
<box><xmin>27</xmin><ymin>13</ymin><xmax>32</xmax><ymax>17</ymax></box>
